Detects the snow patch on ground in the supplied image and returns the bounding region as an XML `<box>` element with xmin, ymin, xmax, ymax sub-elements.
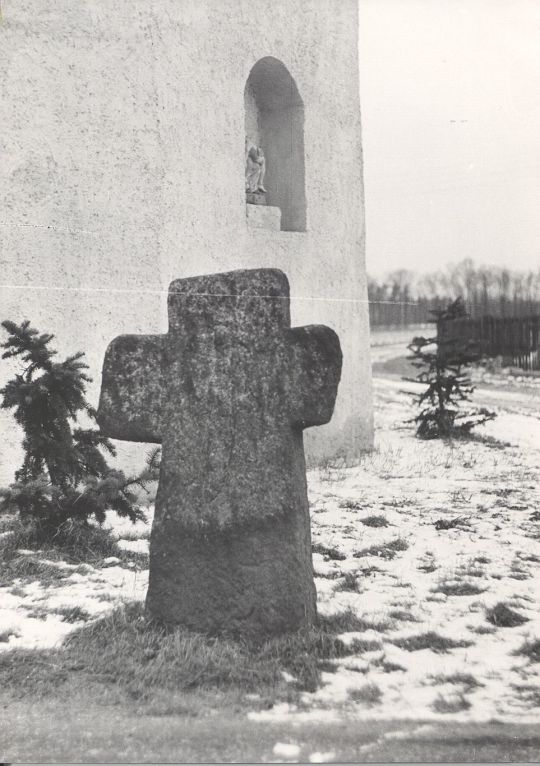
<box><xmin>116</xmin><ymin>539</ymin><xmax>150</xmax><ymax>554</ymax></box>
<box><xmin>272</xmin><ymin>742</ymin><xmax>301</xmax><ymax>759</ymax></box>
<box><xmin>255</xmin><ymin>381</ymin><xmax>540</xmax><ymax>724</ymax></box>
<box><xmin>0</xmin><ymin>565</ymin><xmax>147</xmax><ymax>651</ymax></box>
<box><xmin>1</xmin><ymin>379</ymin><xmax>539</xmax><ymax>724</ymax></box>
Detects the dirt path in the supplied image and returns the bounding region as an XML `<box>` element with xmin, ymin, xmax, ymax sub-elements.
<box><xmin>2</xmin><ymin>695</ymin><xmax>539</xmax><ymax>762</ymax></box>
<box><xmin>370</xmin><ymin>327</ymin><xmax>540</xmax><ymax>418</ymax></box>
<box><xmin>374</xmin><ymin>372</ymin><xmax>540</xmax><ymax>419</ymax></box>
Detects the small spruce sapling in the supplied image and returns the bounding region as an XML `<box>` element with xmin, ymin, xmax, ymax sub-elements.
<box><xmin>405</xmin><ymin>299</ymin><xmax>496</xmax><ymax>439</ymax></box>
<box><xmin>0</xmin><ymin>320</ymin><xmax>160</xmax><ymax>535</ymax></box>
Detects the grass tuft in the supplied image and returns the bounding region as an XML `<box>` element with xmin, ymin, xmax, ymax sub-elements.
<box><xmin>335</xmin><ymin>572</ymin><xmax>361</xmax><ymax>593</ymax></box>
<box><xmin>319</xmin><ymin>609</ymin><xmax>388</xmax><ymax>634</ymax></box>
<box><xmin>388</xmin><ymin>609</ymin><xmax>418</xmax><ymax>623</ymax></box>
<box><xmin>0</xmin><ymin>514</ymin><xmax>149</xmax><ymax>589</ymax></box>
<box><xmin>9</xmin><ymin>584</ymin><xmax>27</xmax><ymax>597</ymax></box>
<box><xmin>348</xmin><ymin>639</ymin><xmax>384</xmax><ymax>653</ymax></box>
<box><xmin>433</xmin><ymin>581</ymin><xmax>486</xmax><ymax>597</ymax></box>
<box><xmin>391</xmin><ymin>632</ymin><xmax>472</xmax><ymax>654</ymax></box>
<box><xmin>317</xmin><ymin>660</ymin><xmax>338</xmax><ymax>674</ymax></box>
<box><xmin>354</xmin><ymin>538</ymin><xmax>408</xmax><ymax>560</ymax></box>
<box><xmin>0</xmin><ymin>554</ymin><xmax>72</xmax><ymax>587</ymax></box>
<box><xmin>511</xmin><ymin>684</ymin><xmax>540</xmax><ymax>707</ymax></box>
<box><xmin>432</xmin><ymin>693</ymin><xmax>471</xmax><ymax>714</ymax></box>
<box><xmin>0</xmin><ymin>515</ymin><xmax>131</xmax><ymax>584</ymax></box>
<box><xmin>359</xmin><ymin>515</ymin><xmax>389</xmax><ymax>528</ymax></box>
<box><xmin>486</xmin><ymin>602</ymin><xmax>529</xmax><ymax>628</ymax></box>
<box><xmin>357</xmin><ymin>564</ymin><xmax>384</xmax><ymax>576</ymax></box>
<box><xmin>429</xmin><ymin>672</ymin><xmax>482</xmax><ymax>689</ymax></box>
<box><xmin>340</xmin><ymin>499</ymin><xmax>362</xmax><ymax>511</ymax></box>
<box><xmin>470</xmin><ymin>624</ymin><xmax>496</xmax><ymax>635</ymax></box>
<box><xmin>348</xmin><ymin>683</ymin><xmax>382</xmax><ymax>706</ymax></box>
<box><xmin>312</xmin><ymin>543</ymin><xmax>346</xmax><ymax>561</ymax></box>
<box><xmin>418</xmin><ymin>559</ymin><xmax>437</xmax><ymax>573</ymax></box>
<box><xmin>379</xmin><ymin>660</ymin><xmax>406</xmax><ymax>673</ymax></box>
<box><xmin>517</xmin><ymin>552</ymin><xmax>540</xmax><ymax>563</ymax></box>
<box><xmin>55</xmin><ymin>606</ymin><xmax>92</xmax><ymax>624</ymax></box>
<box><xmin>514</xmin><ymin>639</ymin><xmax>540</xmax><ymax>663</ymax></box>
<box><xmin>23</xmin><ymin>606</ymin><xmax>50</xmax><ymax>620</ymax></box>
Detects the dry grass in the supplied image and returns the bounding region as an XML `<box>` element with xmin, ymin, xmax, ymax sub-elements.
<box><xmin>432</xmin><ymin>694</ymin><xmax>471</xmax><ymax>714</ymax></box>
<box><xmin>335</xmin><ymin>572</ymin><xmax>361</xmax><ymax>593</ymax></box>
<box><xmin>512</xmin><ymin>685</ymin><xmax>540</xmax><ymax>707</ymax></box>
<box><xmin>319</xmin><ymin>609</ymin><xmax>388</xmax><ymax>634</ymax></box>
<box><xmin>340</xmin><ymin>499</ymin><xmax>363</xmax><ymax>511</ymax></box>
<box><xmin>0</xmin><ymin>554</ymin><xmax>72</xmax><ymax>587</ymax></box>
<box><xmin>486</xmin><ymin>603</ymin><xmax>529</xmax><ymax>628</ymax></box>
<box><xmin>347</xmin><ymin>683</ymin><xmax>382</xmax><ymax>706</ymax></box>
<box><xmin>55</xmin><ymin>606</ymin><xmax>92</xmax><ymax>624</ymax></box>
<box><xmin>388</xmin><ymin>609</ymin><xmax>418</xmax><ymax>623</ymax></box>
<box><xmin>316</xmin><ymin>458</ymin><xmax>348</xmax><ymax>483</ymax></box>
<box><xmin>312</xmin><ymin>543</ymin><xmax>346</xmax><ymax>561</ymax></box>
<box><xmin>0</xmin><ymin>603</ymin><xmax>374</xmax><ymax>705</ymax></box>
<box><xmin>470</xmin><ymin>625</ymin><xmax>496</xmax><ymax>635</ymax></box>
<box><xmin>22</xmin><ymin>606</ymin><xmax>50</xmax><ymax>620</ymax></box>
<box><xmin>514</xmin><ymin>639</ymin><xmax>540</xmax><ymax>663</ymax></box>
<box><xmin>359</xmin><ymin>515</ymin><xmax>389</xmax><ymax>528</ymax></box>
<box><xmin>377</xmin><ymin>659</ymin><xmax>406</xmax><ymax>673</ymax></box>
<box><xmin>391</xmin><ymin>632</ymin><xmax>472</xmax><ymax>654</ymax></box>
<box><xmin>9</xmin><ymin>584</ymin><xmax>27</xmax><ymax>597</ymax></box>
<box><xmin>0</xmin><ymin>515</ymin><xmax>147</xmax><ymax>586</ymax></box>
<box><xmin>347</xmin><ymin>639</ymin><xmax>385</xmax><ymax>653</ymax></box>
<box><xmin>433</xmin><ymin>581</ymin><xmax>487</xmax><ymax>597</ymax></box>
<box><xmin>428</xmin><ymin>673</ymin><xmax>483</xmax><ymax>690</ymax></box>
<box><xmin>354</xmin><ymin>538</ymin><xmax>408</xmax><ymax>560</ymax></box>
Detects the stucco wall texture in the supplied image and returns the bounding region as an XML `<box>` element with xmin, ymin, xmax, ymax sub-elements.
<box><xmin>0</xmin><ymin>0</ymin><xmax>373</xmax><ymax>486</ymax></box>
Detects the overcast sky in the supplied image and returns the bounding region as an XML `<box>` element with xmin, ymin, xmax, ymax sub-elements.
<box><xmin>357</xmin><ymin>0</ymin><xmax>540</xmax><ymax>278</ymax></box>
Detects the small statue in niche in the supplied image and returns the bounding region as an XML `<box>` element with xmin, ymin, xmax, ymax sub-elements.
<box><xmin>245</xmin><ymin>137</ymin><xmax>267</xmax><ymax>195</ymax></box>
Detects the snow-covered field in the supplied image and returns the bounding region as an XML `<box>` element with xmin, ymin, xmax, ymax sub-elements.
<box><xmin>1</xmin><ymin>379</ymin><xmax>539</xmax><ymax>725</ymax></box>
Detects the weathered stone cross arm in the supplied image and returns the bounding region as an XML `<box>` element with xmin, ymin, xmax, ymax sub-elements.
<box><xmin>98</xmin><ymin>268</ymin><xmax>342</xmax><ymax>458</ymax></box>
<box><xmin>286</xmin><ymin>324</ymin><xmax>342</xmax><ymax>429</ymax></box>
<box><xmin>98</xmin><ymin>323</ymin><xmax>340</xmax><ymax>442</ymax></box>
<box><xmin>98</xmin><ymin>334</ymin><xmax>166</xmax><ymax>444</ymax></box>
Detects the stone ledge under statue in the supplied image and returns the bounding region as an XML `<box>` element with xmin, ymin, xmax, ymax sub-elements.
<box><xmin>246</xmin><ymin>190</ymin><xmax>267</xmax><ymax>205</ymax></box>
<box><xmin>246</xmin><ymin>203</ymin><xmax>281</xmax><ymax>231</ymax></box>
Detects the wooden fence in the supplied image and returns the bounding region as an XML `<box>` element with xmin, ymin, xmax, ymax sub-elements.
<box><xmin>368</xmin><ymin>296</ymin><xmax>540</xmax><ymax>329</ymax></box>
<box><xmin>437</xmin><ymin>315</ymin><xmax>540</xmax><ymax>371</ymax></box>
<box><xmin>369</xmin><ymin>298</ymin><xmax>447</xmax><ymax>328</ymax></box>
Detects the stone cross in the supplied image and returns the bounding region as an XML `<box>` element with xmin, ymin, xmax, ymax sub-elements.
<box><xmin>97</xmin><ymin>268</ymin><xmax>342</xmax><ymax>636</ymax></box>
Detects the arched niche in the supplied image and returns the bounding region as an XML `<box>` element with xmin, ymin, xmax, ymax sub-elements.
<box><xmin>245</xmin><ymin>57</ymin><xmax>306</xmax><ymax>232</ymax></box>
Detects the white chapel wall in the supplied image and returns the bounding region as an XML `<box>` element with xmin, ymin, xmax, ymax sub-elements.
<box><xmin>0</xmin><ymin>0</ymin><xmax>373</xmax><ymax>486</ymax></box>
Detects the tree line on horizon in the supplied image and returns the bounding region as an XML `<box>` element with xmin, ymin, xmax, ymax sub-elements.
<box><xmin>368</xmin><ymin>259</ymin><xmax>540</xmax><ymax>327</ymax></box>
